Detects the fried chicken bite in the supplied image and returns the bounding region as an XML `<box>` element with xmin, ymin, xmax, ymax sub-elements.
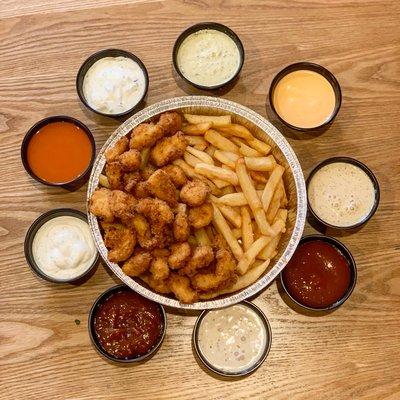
<box><xmin>169</xmin><ymin>273</ymin><xmax>198</xmax><ymax>304</ymax></box>
<box><xmin>129</xmin><ymin>123</ymin><xmax>164</xmax><ymax>150</ymax></box>
<box><xmin>146</xmin><ymin>169</ymin><xmax>178</xmax><ymax>207</ymax></box>
<box><xmin>188</xmin><ymin>202</ymin><xmax>213</xmax><ymax>229</ymax></box>
<box><xmin>150</xmin><ymin>257</ymin><xmax>170</xmax><ymax>281</ymax></box>
<box><xmin>122</xmin><ymin>249</ymin><xmax>152</xmax><ymax>277</ymax></box>
<box><xmin>191</xmin><ymin>248</ymin><xmax>237</xmax><ymax>292</ymax></box>
<box><xmin>105</xmin><ymin>161</ymin><xmax>124</xmax><ymax>190</ymax></box>
<box><xmin>117</xmin><ymin>149</ymin><xmax>141</xmax><ymax>172</ymax></box>
<box><xmin>173</xmin><ymin>204</ymin><xmax>190</xmax><ymax>242</ymax></box>
<box><xmin>143</xmin><ymin>275</ymin><xmax>171</xmax><ymax>294</ymax></box>
<box><xmin>132</xmin><ymin>214</ymin><xmax>170</xmax><ymax>250</ymax></box>
<box><xmin>168</xmin><ymin>242</ymin><xmax>191</xmax><ymax>269</ymax></box>
<box><xmin>141</xmin><ymin>164</ymin><xmax>157</xmax><ymax>180</ymax></box>
<box><xmin>152</xmin><ymin>248</ymin><xmax>170</xmax><ymax>258</ymax></box>
<box><xmin>157</xmin><ymin>111</ymin><xmax>182</xmax><ymax>135</ymax></box>
<box><xmin>134</xmin><ymin>181</ymin><xmax>150</xmax><ymax>198</ymax></box>
<box><xmin>123</xmin><ymin>171</ymin><xmax>141</xmax><ymax>193</ymax></box>
<box><xmin>135</xmin><ymin>198</ymin><xmax>174</xmax><ymax>225</ymax></box>
<box><xmin>102</xmin><ymin>222</ymin><xmax>136</xmax><ymax>262</ymax></box>
<box><xmin>180</xmin><ymin>179</ymin><xmax>210</xmax><ymax>207</ymax></box>
<box><xmin>89</xmin><ymin>188</ymin><xmax>113</xmax><ymax>222</ymax></box>
<box><xmin>181</xmin><ymin>245</ymin><xmax>214</xmax><ymax>277</ymax></box>
<box><xmin>162</xmin><ymin>164</ymin><xmax>187</xmax><ymax>188</ymax></box>
<box><xmin>150</xmin><ymin>131</ymin><xmax>187</xmax><ymax>167</ymax></box>
<box><xmin>109</xmin><ymin>190</ymin><xmax>136</xmax><ymax>220</ymax></box>
<box><xmin>105</xmin><ymin>136</ymin><xmax>129</xmax><ymax>162</ymax></box>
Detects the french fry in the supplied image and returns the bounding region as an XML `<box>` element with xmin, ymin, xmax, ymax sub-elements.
<box><xmin>184</xmin><ymin>151</ymin><xmax>202</xmax><ymax>168</ymax></box>
<box><xmin>186</xmin><ymin>146</ymin><xmax>214</xmax><ymax>165</ymax></box>
<box><xmin>204</xmin><ymin>129</ymin><xmax>239</xmax><ymax>153</ymax></box>
<box><xmin>238</xmin><ymin>142</ymin><xmax>263</xmax><ymax>157</ymax></box>
<box><xmin>184</xmin><ymin>114</ymin><xmax>231</xmax><ymax>127</ymax></box>
<box><xmin>194</xmin><ymin>143</ymin><xmax>207</xmax><ymax>151</ymax></box>
<box><xmin>236</xmin><ymin>236</ymin><xmax>271</xmax><ymax>275</ymax></box>
<box><xmin>258</xmin><ymin>234</ymin><xmax>280</xmax><ymax>260</ymax></box>
<box><xmin>236</xmin><ymin>158</ymin><xmax>275</xmax><ymax>236</ymax></box>
<box><xmin>205</xmin><ymin>145</ymin><xmax>216</xmax><ymax>157</ymax></box>
<box><xmin>181</xmin><ymin>122</ymin><xmax>212</xmax><ymax>135</ymax></box>
<box><xmin>261</xmin><ymin>165</ymin><xmax>285</xmax><ymax>212</ymax></box>
<box><xmin>212</xmin><ymin>204</ymin><xmax>243</xmax><ymax>260</ymax></box>
<box><xmin>216</xmin><ymin>191</ymin><xmax>263</xmax><ymax>207</ymax></box>
<box><xmin>213</xmin><ymin>150</ymin><xmax>236</xmax><ymax>169</ymax></box>
<box><xmin>241</xmin><ymin>206</ymin><xmax>253</xmax><ymax>252</ymax></box>
<box><xmin>194</xmin><ymin>228</ymin><xmax>211</xmax><ymax>246</ymax></box>
<box><xmin>185</xmin><ymin>135</ymin><xmax>208</xmax><ymax>149</ymax></box>
<box><xmin>140</xmin><ymin>147</ymin><xmax>150</xmax><ymax>170</ymax></box>
<box><xmin>99</xmin><ymin>174</ymin><xmax>110</xmax><ymax>188</ymax></box>
<box><xmin>244</xmin><ymin>155</ymin><xmax>276</xmax><ymax>171</ymax></box>
<box><xmin>221</xmin><ymin>185</ymin><xmax>235</xmax><ymax>195</ymax></box>
<box><xmin>250</xmin><ymin>171</ymin><xmax>268</xmax><ymax>184</ymax></box>
<box><xmin>266</xmin><ymin>185</ymin><xmax>284</xmax><ymax>224</ymax></box>
<box><xmin>232</xmin><ymin>228</ymin><xmax>242</xmax><ymax>239</ymax></box>
<box><xmin>246</xmin><ymin>136</ymin><xmax>271</xmax><ymax>155</ymax></box>
<box><xmin>216</xmin><ymin>124</ymin><xmax>252</xmax><ymax>139</ymax></box>
<box><xmin>279</xmin><ymin>180</ymin><xmax>288</xmax><ymax>207</ymax></box>
<box><xmin>213</xmin><ymin>200</ymin><xmax>242</xmax><ymax>228</ymax></box>
<box><xmin>195</xmin><ymin>163</ymin><xmax>239</xmax><ymax>185</ymax></box>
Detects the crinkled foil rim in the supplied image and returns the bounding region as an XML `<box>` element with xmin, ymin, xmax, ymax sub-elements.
<box><xmin>87</xmin><ymin>96</ymin><xmax>307</xmax><ymax>310</ymax></box>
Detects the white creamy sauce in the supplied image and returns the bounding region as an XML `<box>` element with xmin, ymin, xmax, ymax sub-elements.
<box><xmin>83</xmin><ymin>56</ymin><xmax>146</xmax><ymax>115</ymax></box>
<box><xmin>32</xmin><ymin>216</ymin><xmax>97</xmax><ymax>280</ymax></box>
<box><xmin>308</xmin><ymin>162</ymin><xmax>376</xmax><ymax>227</ymax></box>
<box><xmin>177</xmin><ymin>29</ymin><xmax>240</xmax><ymax>87</ymax></box>
<box><xmin>197</xmin><ymin>305</ymin><xmax>267</xmax><ymax>374</ymax></box>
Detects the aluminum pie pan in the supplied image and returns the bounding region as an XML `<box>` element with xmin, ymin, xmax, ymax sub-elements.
<box><xmin>87</xmin><ymin>96</ymin><xmax>307</xmax><ymax>310</ymax></box>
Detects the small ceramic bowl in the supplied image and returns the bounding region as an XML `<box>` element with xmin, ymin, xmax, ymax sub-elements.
<box><xmin>88</xmin><ymin>284</ymin><xmax>167</xmax><ymax>364</ymax></box>
<box><xmin>21</xmin><ymin>116</ymin><xmax>96</xmax><ymax>190</ymax></box>
<box><xmin>268</xmin><ymin>62</ymin><xmax>342</xmax><ymax>132</ymax></box>
<box><xmin>76</xmin><ymin>48</ymin><xmax>149</xmax><ymax>118</ymax></box>
<box><xmin>24</xmin><ymin>208</ymin><xmax>99</xmax><ymax>283</ymax></box>
<box><xmin>306</xmin><ymin>156</ymin><xmax>380</xmax><ymax>231</ymax></box>
<box><xmin>172</xmin><ymin>22</ymin><xmax>245</xmax><ymax>90</ymax></box>
<box><xmin>280</xmin><ymin>234</ymin><xmax>357</xmax><ymax>312</ymax></box>
<box><xmin>193</xmin><ymin>301</ymin><xmax>272</xmax><ymax>377</ymax></box>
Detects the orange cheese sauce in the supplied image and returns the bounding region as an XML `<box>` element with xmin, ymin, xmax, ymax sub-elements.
<box><xmin>27</xmin><ymin>121</ymin><xmax>92</xmax><ymax>184</ymax></box>
<box><xmin>273</xmin><ymin>70</ymin><xmax>336</xmax><ymax>129</ymax></box>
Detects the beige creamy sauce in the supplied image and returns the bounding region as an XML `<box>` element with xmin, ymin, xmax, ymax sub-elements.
<box><xmin>197</xmin><ymin>305</ymin><xmax>267</xmax><ymax>374</ymax></box>
<box><xmin>32</xmin><ymin>216</ymin><xmax>97</xmax><ymax>280</ymax></box>
<box><xmin>308</xmin><ymin>162</ymin><xmax>375</xmax><ymax>227</ymax></box>
<box><xmin>177</xmin><ymin>29</ymin><xmax>240</xmax><ymax>87</ymax></box>
<box><xmin>83</xmin><ymin>56</ymin><xmax>146</xmax><ymax>115</ymax></box>
<box><xmin>273</xmin><ymin>69</ymin><xmax>336</xmax><ymax>128</ymax></box>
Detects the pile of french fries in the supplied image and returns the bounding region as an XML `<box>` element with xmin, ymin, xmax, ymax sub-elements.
<box><xmin>178</xmin><ymin>113</ymin><xmax>288</xmax><ymax>299</ymax></box>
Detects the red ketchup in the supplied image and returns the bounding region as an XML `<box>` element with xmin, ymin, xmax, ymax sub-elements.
<box><xmin>282</xmin><ymin>240</ymin><xmax>351</xmax><ymax>308</ymax></box>
<box><xmin>94</xmin><ymin>289</ymin><xmax>163</xmax><ymax>359</ymax></box>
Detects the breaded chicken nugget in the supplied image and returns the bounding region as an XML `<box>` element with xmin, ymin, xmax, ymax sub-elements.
<box><xmin>105</xmin><ymin>161</ymin><xmax>124</xmax><ymax>190</ymax></box>
<box><xmin>105</xmin><ymin>136</ymin><xmax>129</xmax><ymax>162</ymax></box>
<box><xmin>169</xmin><ymin>273</ymin><xmax>198</xmax><ymax>303</ymax></box>
<box><xmin>143</xmin><ymin>275</ymin><xmax>171</xmax><ymax>294</ymax></box>
<box><xmin>146</xmin><ymin>169</ymin><xmax>177</xmax><ymax>207</ymax></box>
<box><xmin>109</xmin><ymin>190</ymin><xmax>136</xmax><ymax>220</ymax></box>
<box><xmin>150</xmin><ymin>257</ymin><xmax>170</xmax><ymax>281</ymax></box>
<box><xmin>162</xmin><ymin>164</ymin><xmax>187</xmax><ymax>188</ymax></box>
<box><xmin>180</xmin><ymin>179</ymin><xmax>210</xmax><ymax>207</ymax></box>
<box><xmin>130</xmin><ymin>123</ymin><xmax>164</xmax><ymax>150</ymax></box>
<box><xmin>181</xmin><ymin>245</ymin><xmax>214</xmax><ymax>277</ymax></box>
<box><xmin>157</xmin><ymin>111</ymin><xmax>182</xmax><ymax>135</ymax></box>
<box><xmin>188</xmin><ymin>202</ymin><xmax>213</xmax><ymax>229</ymax></box>
<box><xmin>150</xmin><ymin>131</ymin><xmax>187</xmax><ymax>167</ymax></box>
<box><xmin>89</xmin><ymin>188</ymin><xmax>113</xmax><ymax>222</ymax></box>
<box><xmin>134</xmin><ymin>181</ymin><xmax>150</xmax><ymax>198</ymax></box>
<box><xmin>122</xmin><ymin>249</ymin><xmax>152</xmax><ymax>276</ymax></box>
<box><xmin>135</xmin><ymin>198</ymin><xmax>174</xmax><ymax>225</ymax></box>
<box><xmin>168</xmin><ymin>242</ymin><xmax>191</xmax><ymax>269</ymax></box>
<box><xmin>117</xmin><ymin>149</ymin><xmax>141</xmax><ymax>171</ymax></box>
<box><xmin>173</xmin><ymin>204</ymin><xmax>190</xmax><ymax>242</ymax></box>
<box><xmin>152</xmin><ymin>248</ymin><xmax>170</xmax><ymax>258</ymax></box>
<box><xmin>141</xmin><ymin>164</ymin><xmax>157</xmax><ymax>180</ymax></box>
<box><xmin>123</xmin><ymin>171</ymin><xmax>141</xmax><ymax>193</ymax></box>
<box><xmin>102</xmin><ymin>222</ymin><xmax>136</xmax><ymax>262</ymax></box>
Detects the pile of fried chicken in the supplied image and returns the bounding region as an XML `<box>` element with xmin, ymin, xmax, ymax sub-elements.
<box><xmin>89</xmin><ymin>111</ymin><xmax>237</xmax><ymax>303</ymax></box>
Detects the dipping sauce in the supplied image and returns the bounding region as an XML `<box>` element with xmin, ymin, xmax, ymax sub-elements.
<box><xmin>282</xmin><ymin>240</ymin><xmax>351</xmax><ymax>308</ymax></box>
<box><xmin>197</xmin><ymin>304</ymin><xmax>268</xmax><ymax>374</ymax></box>
<box><xmin>308</xmin><ymin>162</ymin><xmax>376</xmax><ymax>227</ymax></box>
<box><xmin>27</xmin><ymin>121</ymin><xmax>92</xmax><ymax>184</ymax></box>
<box><xmin>83</xmin><ymin>56</ymin><xmax>146</xmax><ymax>115</ymax></box>
<box><xmin>177</xmin><ymin>29</ymin><xmax>241</xmax><ymax>87</ymax></box>
<box><xmin>273</xmin><ymin>69</ymin><xmax>336</xmax><ymax>128</ymax></box>
<box><xmin>93</xmin><ymin>289</ymin><xmax>164</xmax><ymax>359</ymax></box>
<box><xmin>32</xmin><ymin>216</ymin><xmax>97</xmax><ymax>280</ymax></box>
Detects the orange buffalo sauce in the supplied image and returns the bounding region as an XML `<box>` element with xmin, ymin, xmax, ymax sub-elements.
<box><xmin>27</xmin><ymin>121</ymin><xmax>92</xmax><ymax>184</ymax></box>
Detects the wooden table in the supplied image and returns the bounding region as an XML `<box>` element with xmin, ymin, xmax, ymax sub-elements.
<box><xmin>1</xmin><ymin>1</ymin><xmax>399</xmax><ymax>398</ymax></box>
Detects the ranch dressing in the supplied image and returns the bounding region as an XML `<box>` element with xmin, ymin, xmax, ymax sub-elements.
<box><xmin>32</xmin><ymin>216</ymin><xmax>97</xmax><ymax>280</ymax></box>
<box><xmin>83</xmin><ymin>56</ymin><xmax>146</xmax><ymax>114</ymax></box>
<box><xmin>197</xmin><ymin>304</ymin><xmax>267</xmax><ymax>374</ymax></box>
<box><xmin>308</xmin><ymin>162</ymin><xmax>376</xmax><ymax>227</ymax></box>
<box><xmin>177</xmin><ymin>29</ymin><xmax>240</xmax><ymax>87</ymax></box>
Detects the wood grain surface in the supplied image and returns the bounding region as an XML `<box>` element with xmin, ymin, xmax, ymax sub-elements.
<box><xmin>0</xmin><ymin>1</ymin><xmax>399</xmax><ymax>399</ymax></box>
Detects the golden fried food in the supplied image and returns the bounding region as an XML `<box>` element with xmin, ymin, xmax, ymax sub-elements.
<box><xmin>141</xmin><ymin>164</ymin><xmax>157</xmax><ymax>180</ymax></box>
<box><xmin>162</xmin><ymin>164</ymin><xmax>187</xmax><ymax>188</ymax></box>
<box><xmin>191</xmin><ymin>248</ymin><xmax>237</xmax><ymax>292</ymax></box>
<box><xmin>157</xmin><ymin>111</ymin><xmax>182</xmax><ymax>135</ymax></box>
<box><xmin>181</xmin><ymin>245</ymin><xmax>214</xmax><ymax>277</ymax></box>
<box><xmin>135</xmin><ymin>198</ymin><xmax>174</xmax><ymax>225</ymax></box>
<box><xmin>89</xmin><ymin>188</ymin><xmax>113</xmax><ymax>222</ymax></box>
<box><xmin>188</xmin><ymin>202</ymin><xmax>213</xmax><ymax>229</ymax></box>
<box><xmin>134</xmin><ymin>181</ymin><xmax>150</xmax><ymax>198</ymax></box>
<box><xmin>102</xmin><ymin>222</ymin><xmax>136</xmax><ymax>262</ymax></box>
<box><xmin>144</xmin><ymin>275</ymin><xmax>171</xmax><ymax>294</ymax></box>
<box><xmin>180</xmin><ymin>179</ymin><xmax>210</xmax><ymax>207</ymax></box>
<box><xmin>105</xmin><ymin>136</ymin><xmax>129</xmax><ymax>162</ymax></box>
<box><xmin>105</xmin><ymin>161</ymin><xmax>124</xmax><ymax>190</ymax></box>
<box><xmin>117</xmin><ymin>149</ymin><xmax>141</xmax><ymax>171</ymax></box>
<box><xmin>132</xmin><ymin>214</ymin><xmax>167</xmax><ymax>250</ymax></box>
<box><xmin>122</xmin><ymin>249</ymin><xmax>152</xmax><ymax>276</ymax></box>
<box><xmin>152</xmin><ymin>248</ymin><xmax>170</xmax><ymax>258</ymax></box>
<box><xmin>168</xmin><ymin>242</ymin><xmax>191</xmax><ymax>269</ymax></box>
<box><xmin>146</xmin><ymin>169</ymin><xmax>178</xmax><ymax>207</ymax></box>
<box><xmin>150</xmin><ymin>131</ymin><xmax>187</xmax><ymax>167</ymax></box>
<box><xmin>123</xmin><ymin>171</ymin><xmax>141</xmax><ymax>193</ymax></box>
<box><xmin>130</xmin><ymin>123</ymin><xmax>164</xmax><ymax>150</ymax></box>
<box><xmin>150</xmin><ymin>257</ymin><xmax>170</xmax><ymax>281</ymax></box>
<box><xmin>169</xmin><ymin>273</ymin><xmax>198</xmax><ymax>303</ymax></box>
<box><xmin>109</xmin><ymin>190</ymin><xmax>136</xmax><ymax>220</ymax></box>
<box><xmin>173</xmin><ymin>204</ymin><xmax>190</xmax><ymax>242</ymax></box>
